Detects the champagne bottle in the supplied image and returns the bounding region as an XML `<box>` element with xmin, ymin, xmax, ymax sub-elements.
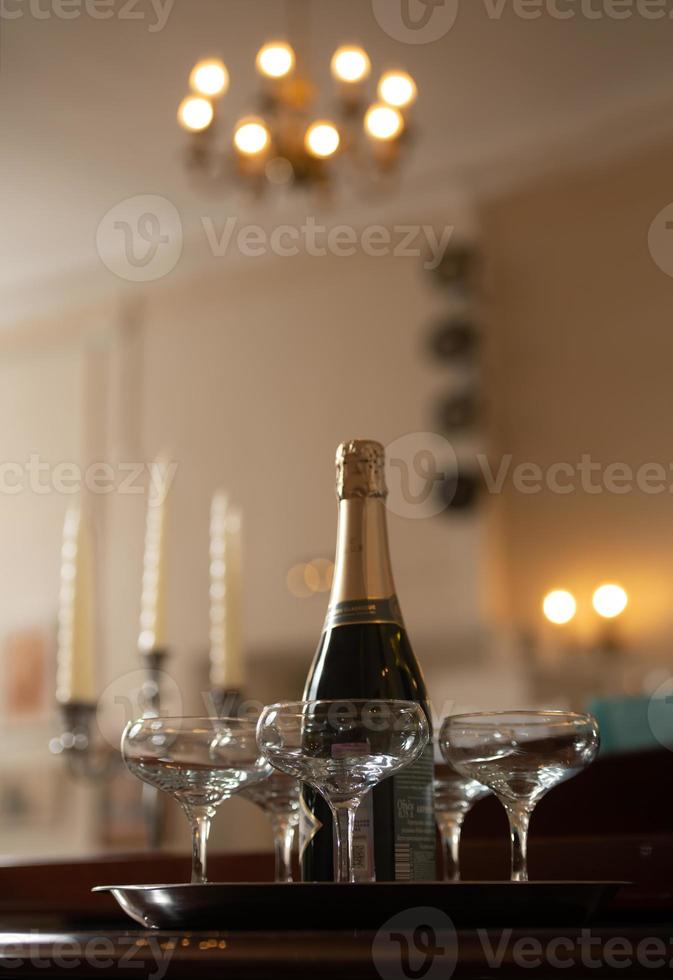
<box><xmin>300</xmin><ymin>439</ymin><xmax>436</xmax><ymax>882</ymax></box>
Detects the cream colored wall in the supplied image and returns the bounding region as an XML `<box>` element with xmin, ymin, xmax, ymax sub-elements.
<box><xmin>0</xmin><ymin>339</ymin><xmax>98</xmax><ymax>858</ymax></box>
<box><xmin>10</xmin><ymin>130</ymin><xmax>673</xmax><ymax>856</ymax></box>
<box><xmin>133</xmin><ymin>249</ymin><xmax>486</xmax><ymax>684</ymax></box>
<box><xmin>108</xmin><ymin>248</ymin><xmax>498</xmax><ymax>853</ymax></box>
<box><xmin>13</xmin><ymin>127</ymin><xmax>673</xmax><ymax>854</ymax></box>
<box><xmin>481</xmin><ymin>136</ymin><xmax>673</xmax><ymax>661</ymax></box>
<box><xmin>0</xmin><ymin>238</ymin><xmax>499</xmax><ymax>858</ymax></box>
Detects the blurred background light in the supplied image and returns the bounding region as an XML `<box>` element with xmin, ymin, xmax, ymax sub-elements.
<box><xmin>330</xmin><ymin>45</ymin><xmax>370</xmax><ymax>83</ymax></box>
<box><xmin>305</xmin><ymin>559</ymin><xmax>334</xmax><ymax>593</ymax></box>
<box><xmin>542</xmin><ymin>589</ymin><xmax>577</xmax><ymax>625</ymax></box>
<box><xmin>256</xmin><ymin>41</ymin><xmax>295</xmax><ymax>79</ymax></box>
<box><xmin>177</xmin><ymin>95</ymin><xmax>214</xmax><ymax>132</ymax></box>
<box><xmin>364</xmin><ymin>103</ymin><xmax>403</xmax><ymax>141</ymax></box>
<box><xmin>189</xmin><ymin>59</ymin><xmax>229</xmax><ymax>98</ymax></box>
<box><xmin>593</xmin><ymin>584</ymin><xmax>628</xmax><ymax>619</ymax></box>
<box><xmin>378</xmin><ymin>70</ymin><xmax>417</xmax><ymax>109</ymax></box>
<box><xmin>305</xmin><ymin>121</ymin><xmax>340</xmax><ymax>159</ymax></box>
<box><xmin>233</xmin><ymin>117</ymin><xmax>270</xmax><ymax>155</ymax></box>
<box><xmin>287</xmin><ymin>559</ymin><xmax>335</xmax><ymax>598</ymax></box>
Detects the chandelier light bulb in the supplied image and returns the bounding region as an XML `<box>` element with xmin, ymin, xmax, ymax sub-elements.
<box><xmin>364</xmin><ymin>103</ymin><xmax>404</xmax><ymax>141</ymax></box>
<box><xmin>305</xmin><ymin>120</ymin><xmax>340</xmax><ymax>159</ymax></box>
<box><xmin>378</xmin><ymin>70</ymin><xmax>417</xmax><ymax>109</ymax></box>
<box><xmin>331</xmin><ymin>45</ymin><xmax>371</xmax><ymax>83</ymax></box>
<box><xmin>542</xmin><ymin>589</ymin><xmax>577</xmax><ymax>625</ymax></box>
<box><xmin>177</xmin><ymin>95</ymin><xmax>214</xmax><ymax>133</ymax></box>
<box><xmin>256</xmin><ymin>41</ymin><xmax>295</xmax><ymax>79</ymax></box>
<box><xmin>233</xmin><ymin>117</ymin><xmax>271</xmax><ymax>155</ymax></box>
<box><xmin>592</xmin><ymin>583</ymin><xmax>628</xmax><ymax>619</ymax></box>
<box><xmin>189</xmin><ymin>58</ymin><xmax>229</xmax><ymax>98</ymax></box>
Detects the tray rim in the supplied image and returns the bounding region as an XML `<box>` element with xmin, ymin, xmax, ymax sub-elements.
<box><xmin>93</xmin><ymin>879</ymin><xmax>629</xmax><ymax>892</ymax></box>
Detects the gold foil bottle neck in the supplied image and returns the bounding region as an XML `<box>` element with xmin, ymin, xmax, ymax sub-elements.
<box><xmin>336</xmin><ymin>439</ymin><xmax>387</xmax><ymax>499</ymax></box>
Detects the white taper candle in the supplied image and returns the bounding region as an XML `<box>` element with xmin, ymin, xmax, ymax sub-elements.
<box><xmin>56</xmin><ymin>507</ymin><xmax>96</xmax><ymax>704</ymax></box>
<box><xmin>209</xmin><ymin>491</ymin><xmax>244</xmax><ymax>690</ymax></box>
<box><xmin>138</xmin><ymin>458</ymin><xmax>171</xmax><ymax>654</ymax></box>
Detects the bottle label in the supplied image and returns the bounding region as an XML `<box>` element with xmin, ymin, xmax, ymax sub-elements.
<box><xmin>331</xmin><ymin>743</ymin><xmax>375</xmax><ymax>882</ymax></box>
<box><xmin>324</xmin><ymin>596</ymin><xmax>404</xmax><ymax>631</ymax></box>
<box><xmin>351</xmin><ymin>796</ymin><xmax>375</xmax><ymax>882</ymax></box>
<box><xmin>298</xmin><ymin>792</ymin><xmax>322</xmax><ymax>862</ymax></box>
<box><xmin>392</xmin><ymin>744</ymin><xmax>437</xmax><ymax>881</ymax></box>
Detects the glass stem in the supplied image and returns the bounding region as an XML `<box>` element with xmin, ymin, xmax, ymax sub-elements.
<box><xmin>271</xmin><ymin>813</ymin><xmax>297</xmax><ymax>883</ymax></box>
<box><xmin>331</xmin><ymin>802</ymin><xmax>359</xmax><ymax>883</ymax></box>
<box><xmin>504</xmin><ymin>803</ymin><xmax>531</xmax><ymax>882</ymax></box>
<box><xmin>437</xmin><ymin>813</ymin><xmax>465</xmax><ymax>882</ymax></box>
<box><xmin>187</xmin><ymin>806</ymin><xmax>213</xmax><ymax>884</ymax></box>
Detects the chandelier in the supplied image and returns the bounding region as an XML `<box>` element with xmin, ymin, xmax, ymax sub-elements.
<box><xmin>176</xmin><ymin>41</ymin><xmax>417</xmax><ymax>196</ymax></box>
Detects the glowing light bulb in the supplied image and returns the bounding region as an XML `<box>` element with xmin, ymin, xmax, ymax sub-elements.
<box><xmin>189</xmin><ymin>58</ymin><xmax>229</xmax><ymax>98</ymax></box>
<box><xmin>286</xmin><ymin>563</ymin><xmax>313</xmax><ymax>599</ymax></box>
<box><xmin>306</xmin><ymin>558</ymin><xmax>334</xmax><ymax>592</ymax></box>
<box><xmin>233</xmin><ymin>117</ymin><xmax>270</xmax><ymax>155</ymax></box>
<box><xmin>177</xmin><ymin>95</ymin><xmax>214</xmax><ymax>133</ymax></box>
<box><xmin>256</xmin><ymin>41</ymin><xmax>295</xmax><ymax>79</ymax></box>
<box><xmin>331</xmin><ymin>45</ymin><xmax>370</xmax><ymax>83</ymax></box>
<box><xmin>364</xmin><ymin>103</ymin><xmax>404</xmax><ymax>141</ymax></box>
<box><xmin>542</xmin><ymin>590</ymin><xmax>577</xmax><ymax>625</ymax></box>
<box><xmin>592</xmin><ymin>584</ymin><xmax>628</xmax><ymax>619</ymax></box>
<box><xmin>303</xmin><ymin>563</ymin><xmax>321</xmax><ymax>593</ymax></box>
<box><xmin>305</xmin><ymin>121</ymin><xmax>340</xmax><ymax>159</ymax></box>
<box><xmin>378</xmin><ymin>70</ymin><xmax>417</xmax><ymax>108</ymax></box>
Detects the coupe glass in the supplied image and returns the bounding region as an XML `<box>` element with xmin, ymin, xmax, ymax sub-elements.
<box><xmin>122</xmin><ymin>716</ymin><xmax>271</xmax><ymax>883</ymax></box>
<box><xmin>257</xmin><ymin>699</ymin><xmax>429</xmax><ymax>883</ymax></box>
<box><xmin>434</xmin><ymin>762</ymin><xmax>490</xmax><ymax>881</ymax></box>
<box><xmin>440</xmin><ymin>711</ymin><xmax>600</xmax><ymax>882</ymax></box>
<box><xmin>239</xmin><ymin>771</ymin><xmax>300</xmax><ymax>882</ymax></box>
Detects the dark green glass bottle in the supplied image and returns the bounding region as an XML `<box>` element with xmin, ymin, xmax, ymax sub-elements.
<box><xmin>300</xmin><ymin>440</ymin><xmax>436</xmax><ymax>882</ymax></box>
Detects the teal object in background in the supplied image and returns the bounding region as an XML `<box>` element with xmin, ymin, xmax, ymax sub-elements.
<box><xmin>589</xmin><ymin>694</ymin><xmax>673</xmax><ymax>755</ymax></box>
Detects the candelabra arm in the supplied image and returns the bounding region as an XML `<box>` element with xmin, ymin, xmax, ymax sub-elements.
<box><xmin>139</xmin><ymin>649</ymin><xmax>170</xmax><ymax>849</ymax></box>
<box><xmin>139</xmin><ymin>649</ymin><xmax>169</xmax><ymax>717</ymax></box>
<box><xmin>49</xmin><ymin>701</ymin><xmax>118</xmax><ymax>781</ymax></box>
<box><xmin>209</xmin><ymin>687</ymin><xmax>244</xmax><ymax>719</ymax></box>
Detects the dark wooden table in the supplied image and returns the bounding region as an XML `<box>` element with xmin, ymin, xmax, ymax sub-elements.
<box><xmin>0</xmin><ymin>917</ymin><xmax>672</xmax><ymax>978</ymax></box>
<box><xmin>0</xmin><ymin>843</ymin><xmax>671</xmax><ymax>979</ymax></box>
<box><xmin>1</xmin><ymin>749</ymin><xmax>672</xmax><ymax>978</ymax></box>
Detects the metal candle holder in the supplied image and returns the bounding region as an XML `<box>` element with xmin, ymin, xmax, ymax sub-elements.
<box><xmin>209</xmin><ymin>687</ymin><xmax>244</xmax><ymax>719</ymax></box>
<box><xmin>51</xmin><ymin>651</ymin><xmax>244</xmax><ymax>850</ymax></box>
<box><xmin>139</xmin><ymin>649</ymin><xmax>168</xmax><ymax>718</ymax></box>
<box><xmin>51</xmin><ymin>648</ymin><xmax>171</xmax><ymax>848</ymax></box>
<box><xmin>138</xmin><ymin>648</ymin><xmax>169</xmax><ymax>849</ymax></box>
<box><xmin>49</xmin><ymin>700</ymin><xmax>117</xmax><ymax>781</ymax></box>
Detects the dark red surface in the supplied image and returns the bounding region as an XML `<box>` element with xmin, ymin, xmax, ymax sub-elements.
<box><xmin>0</xmin><ymin>749</ymin><xmax>669</xmax><ymax>976</ymax></box>
<box><xmin>463</xmin><ymin>748</ymin><xmax>673</xmax><ymax>838</ymax></box>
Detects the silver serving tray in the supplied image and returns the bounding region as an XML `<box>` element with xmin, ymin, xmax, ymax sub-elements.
<box><xmin>93</xmin><ymin>880</ymin><xmax>623</xmax><ymax>930</ymax></box>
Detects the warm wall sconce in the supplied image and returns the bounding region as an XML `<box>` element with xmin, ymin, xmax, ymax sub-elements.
<box><xmin>542</xmin><ymin>589</ymin><xmax>577</xmax><ymax>626</ymax></box>
<box><xmin>592</xmin><ymin>582</ymin><xmax>628</xmax><ymax>663</ymax></box>
<box><xmin>592</xmin><ymin>583</ymin><xmax>628</xmax><ymax>620</ymax></box>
